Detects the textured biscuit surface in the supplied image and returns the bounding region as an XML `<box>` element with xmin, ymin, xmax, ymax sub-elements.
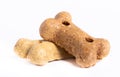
<box><xmin>14</xmin><ymin>38</ymin><xmax>73</xmax><ymax>65</ymax></box>
<box><xmin>14</xmin><ymin>38</ymin><xmax>40</xmax><ymax>58</ymax></box>
<box><xmin>40</xmin><ymin>11</ymin><xmax>110</xmax><ymax>67</ymax></box>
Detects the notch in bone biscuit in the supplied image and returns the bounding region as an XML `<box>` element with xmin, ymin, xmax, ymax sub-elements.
<box><xmin>14</xmin><ymin>38</ymin><xmax>73</xmax><ymax>65</ymax></box>
<box><xmin>40</xmin><ymin>11</ymin><xmax>110</xmax><ymax>68</ymax></box>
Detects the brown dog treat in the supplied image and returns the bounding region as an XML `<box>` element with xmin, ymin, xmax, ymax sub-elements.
<box><xmin>14</xmin><ymin>38</ymin><xmax>73</xmax><ymax>65</ymax></box>
<box><xmin>40</xmin><ymin>11</ymin><xmax>110</xmax><ymax>67</ymax></box>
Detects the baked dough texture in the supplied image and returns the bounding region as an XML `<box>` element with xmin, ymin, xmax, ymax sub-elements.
<box><xmin>14</xmin><ymin>38</ymin><xmax>73</xmax><ymax>65</ymax></box>
<box><xmin>40</xmin><ymin>11</ymin><xmax>110</xmax><ymax>67</ymax></box>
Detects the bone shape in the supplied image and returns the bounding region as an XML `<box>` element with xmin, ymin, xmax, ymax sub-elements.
<box><xmin>40</xmin><ymin>11</ymin><xmax>110</xmax><ymax>67</ymax></box>
<box><xmin>14</xmin><ymin>38</ymin><xmax>73</xmax><ymax>65</ymax></box>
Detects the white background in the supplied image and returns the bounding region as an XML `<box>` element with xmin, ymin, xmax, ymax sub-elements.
<box><xmin>0</xmin><ymin>0</ymin><xmax>120</xmax><ymax>77</ymax></box>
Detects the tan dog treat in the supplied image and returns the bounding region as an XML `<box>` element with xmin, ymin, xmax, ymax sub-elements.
<box><xmin>14</xmin><ymin>38</ymin><xmax>40</xmax><ymax>58</ymax></box>
<box><xmin>40</xmin><ymin>11</ymin><xmax>110</xmax><ymax>67</ymax></box>
<box><xmin>14</xmin><ymin>38</ymin><xmax>73</xmax><ymax>65</ymax></box>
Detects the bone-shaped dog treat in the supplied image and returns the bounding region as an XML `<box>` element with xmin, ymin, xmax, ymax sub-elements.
<box><xmin>40</xmin><ymin>11</ymin><xmax>110</xmax><ymax>67</ymax></box>
<box><xmin>14</xmin><ymin>38</ymin><xmax>73</xmax><ymax>65</ymax></box>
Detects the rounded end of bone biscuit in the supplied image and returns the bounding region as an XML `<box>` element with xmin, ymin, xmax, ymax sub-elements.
<box><xmin>96</xmin><ymin>39</ymin><xmax>110</xmax><ymax>59</ymax></box>
<box><xmin>27</xmin><ymin>42</ymin><xmax>49</xmax><ymax>65</ymax></box>
<box><xmin>40</xmin><ymin>18</ymin><xmax>59</xmax><ymax>41</ymax></box>
<box><xmin>55</xmin><ymin>11</ymin><xmax>72</xmax><ymax>22</ymax></box>
<box><xmin>27</xmin><ymin>41</ymin><xmax>62</xmax><ymax>65</ymax></box>
<box><xmin>75</xmin><ymin>51</ymin><xmax>97</xmax><ymax>68</ymax></box>
<box><xmin>14</xmin><ymin>38</ymin><xmax>32</xmax><ymax>58</ymax></box>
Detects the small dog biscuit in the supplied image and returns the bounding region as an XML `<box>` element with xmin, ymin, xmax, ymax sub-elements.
<box><xmin>14</xmin><ymin>38</ymin><xmax>73</xmax><ymax>65</ymax></box>
<box><xmin>40</xmin><ymin>11</ymin><xmax>110</xmax><ymax>67</ymax></box>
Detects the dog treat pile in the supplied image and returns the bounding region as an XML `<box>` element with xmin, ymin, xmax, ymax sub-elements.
<box><xmin>14</xmin><ymin>11</ymin><xmax>110</xmax><ymax>68</ymax></box>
